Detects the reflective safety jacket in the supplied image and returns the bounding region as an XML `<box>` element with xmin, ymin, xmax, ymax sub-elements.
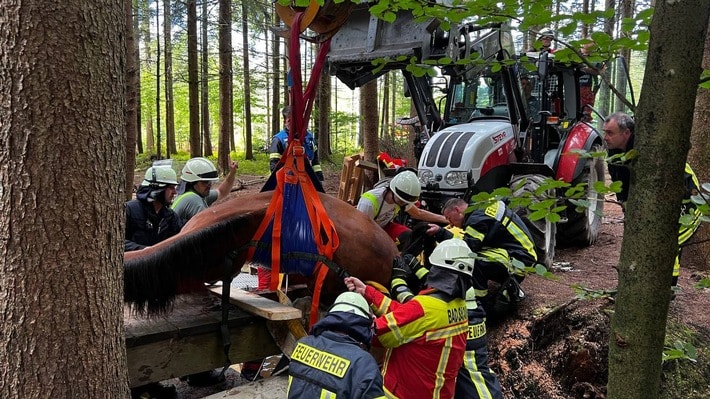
<box><xmin>287</xmin><ymin>330</ymin><xmax>386</xmax><ymax>399</ymax></box>
<box><xmin>437</xmin><ymin>200</ymin><xmax>537</xmax><ymax>268</ymax></box>
<box><xmin>675</xmin><ymin>163</ymin><xmax>702</xmax><ymax>277</ymax></box>
<box><xmin>455</xmin><ymin>298</ymin><xmax>503</xmax><ymax>399</ymax></box>
<box><xmin>364</xmin><ymin>285</ymin><xmax>468</xmax><ymax>399</ymax></box>
<box><xmin>358</xmin><ymin>186</ymin><xmax>411</xmax><ymax>228</ymax></box>
<box><xmin>269</xmin><ymin>128</ymin><xmax>321</xmax><ymax>174</ymax></box>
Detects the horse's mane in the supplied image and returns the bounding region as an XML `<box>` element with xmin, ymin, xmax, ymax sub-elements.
<box><xmin>124</xmin><ymin>210</ymin><xmax>261</xmax><ymax>315</ymax></box>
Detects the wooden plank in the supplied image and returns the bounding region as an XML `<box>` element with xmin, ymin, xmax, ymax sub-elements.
<box><xmin>126</xmin><ymin>317</ymin><xmax>279</xmax><ymax>387</ymax></box>
<box><xmin>202</xmin><ymin>375</ymin><xmax>289</xmax><ymax>398</ymax></box>
<box><xmin>207</xmin><ymin>287</ymin><xmax>302</xmax><ymax>321</ymax></box>
<box><xmin>125</xmin><ymin>295</ymin><xmax>281</xmax><ymax>388</ymax></box>
<box><xmin>355</xmin><ymin>158</ymin><xmax>379</xmax><ymax>172</ymax></box>
<box><xmin>338</xmin><ymin>154</ymin><xmax>359</xmax><ymax>201</ymax></box>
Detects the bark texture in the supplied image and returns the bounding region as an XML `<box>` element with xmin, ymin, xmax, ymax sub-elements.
<box><xmin>0</xmin><ymin>1</ymin><xmax>128</xmax><ymax>397</ymax></box>
<box><xmin>607</xmin><ymin>2</ymin><xmax>710</xmax><ymax>398</ymax></box>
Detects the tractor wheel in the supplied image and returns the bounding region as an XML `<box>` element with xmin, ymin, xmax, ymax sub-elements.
<box><xmin>556</xmin><ymin>144</ymin><xmax>606</xmax><ymax>247</ymax></box>
<box><xmin>510</xmin><ymin>174</ymin><xmax>556</xmax><ymax>267</ymax></box>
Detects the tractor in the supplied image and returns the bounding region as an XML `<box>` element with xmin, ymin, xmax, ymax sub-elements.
<box><xmin>326</xmin><ymin>5</ymin><xmax>606</xmax><ymax>265</ymax></box>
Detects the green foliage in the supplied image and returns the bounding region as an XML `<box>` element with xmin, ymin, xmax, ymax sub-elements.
<box><xmin>528</xmin><ymin>263</ymin><xmax>558</xmax><ymax>280</ymax></box>
<box><xmin>231</xmin><ymin>152</ymin><xmax>271</xmax><ymax>176</ymax></box>
<box><xmin>662</xmin><ymin>340</ymin><xmax>698</xmax><ymax>363</ymax></box>
<box><xmin>694</xmin><ymin>279</ymin><xmax>710</xmax><ymax>289</ymax></box>
<box><xmin>700</xmin><ymin>69</ymin><xmax>710</xmax><ymax>89</ymax></box>
<box><xmin>571</xmin><ymin>283</ymin><xmax>616</xmax><ymax>300</ymax></box>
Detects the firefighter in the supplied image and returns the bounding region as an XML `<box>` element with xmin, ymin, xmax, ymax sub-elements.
<box><xmin>425</xmin><ymin>197</ymin><xmax>537</xmax><ymax>316</ymax></box>
<box><xmin>344</xmin><ymin>238</ymin><xmax>473</xmax><ymax>399</ymax></box>
<box><xmin>125</xmin><ymin>165</ymin><xmax>183</xmax><ymax>252</ymax></box>
<box><xmin>388</xmin><ymin>245</ymin><xmax>504</xmax><ymax>399</ymax></box>
<box><xmin>125</xmin><ymin>165</ymin><xmax>183</xmax><ymax>398</ymax></box>
<box><xmin>172</xmin><ymin>156</ymin><xmax>238</xmax><ymax>223</ymax></box>
<box><xmin>171</xmin><ymin>156</ymin><xmax>238</xmax><ymax>386</ymax></box>
<box><xmin>603</xmin><ymin>112</ymin><xmax>703</xmax><ymax>287</ymax></box>
<box><xmin>269</xmin><ymin>105</ymin><xmax>323</xmax><ymax>181</ymax></box>
<box><xmin>357</xmin><ymin>170</ymin><xmax>447</xmax><ymax>251</ymax></box>
<box><xmin>287</xmin><ymin>292</ymin><xmax>385</xmax><ymax>399</ymax></box>
<box><xmin>456</xmin><ymin>288</ymin><xmax>504</xmax><ymax>399</ymax></box>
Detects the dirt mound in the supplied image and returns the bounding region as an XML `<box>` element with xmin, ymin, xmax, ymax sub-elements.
<box><xmin>489</xmin><ymin>299</ymin><xmax>611</xmax><ymax>399</ymax></box>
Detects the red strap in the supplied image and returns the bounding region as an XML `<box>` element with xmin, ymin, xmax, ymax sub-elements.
<box><xmin>247</xmin><ymin>13</ymin><xmax>339</xmax><ymax>314</ymax></box>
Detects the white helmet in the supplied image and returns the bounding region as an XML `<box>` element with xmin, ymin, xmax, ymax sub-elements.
<box><xmin>329</xmin><ymin>292</ymin><xmax>371</xmax><ymax>320</ymax></box>
<box><xmin>141</xmin><ymin>166</ymin><xmax>178</xmax><ymax>187</ymax></box>
<box><xmin>181</xmin><ymin>157</ymin><xmax>219</xmax><ymax>182</ymax></box>
<box><xmin>429</xmin><ymin>238</ymin><xmax>475</xmax><ymax>275</ymax></box>
<box><xmin>538</xmin><ymin>27</ymin><xmax>554</xmax><ymax>40</ymax></box>
<box><xmin>389</xmin><ymin>170</ymin><xmax>421</xmax><ymax>205</ymax></box>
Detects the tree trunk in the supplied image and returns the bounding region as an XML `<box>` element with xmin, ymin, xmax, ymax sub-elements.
<box><xmin>145</xmin><ymin>115</ymin><xmax>154</xmax><ymax>152</ymax></box>
<box><xmin>581</xmin><ymin>0</ymin><xmax>590</xmax><ymax>38</ymax></box>
<box><xmin>126</xmin><ymin>0</ymin><xmax>138</xmax><ymax>200</ymax></box>
<box><xmin>218</xmin><ymin>0</ymin><xmax>233</xmax><ymax>170</ymax></box>
<box><xmin>317</xmin><ymin>48</ymin><xmax>331</xmax><ymax>162</ymax></box>
<box><xmin>380</xmin><ymin>73</ymin><xmax>389</xmax><ymax>138</ymax></box>
<box><xmin>614</xmin><ymin>0</ymin><xmax>633</xmax><ymax>113</ymax></box>
<box><xmin>188</xmin><ymin>0</ymin><xmax>200</xmax><ymax>157</ymax></box>
<box><xmin>135</xmin><ymin>0</ymin><xmax>145</xmax><ymax>154</ymax></box>
<box><xmin>686</xmin><ymin>20</ymin><xmax>710</xmax><ymax>272</ymax></box>
<box><xmin>596</xmin><ymin>0</ymin><xmax>616</xmax><ymax>123</ymax></box>
<box><xmin>163</xmin><ymin>0</ymin><xmax>175</xmax><ymax>157</ymax></box>
<box><xmin>0</xmin><ymin>1</ymin><xmax>128</xmax><ymax>397</ymax></box>
<box><xmin>201</xmin><ymin>0</ymin><xmax>213</xmax><ymax>156</ymax></box>
<box><xmin>271</xmin><ymin>6</ymin><xmax>281</xmax><ymax>145</ymax></box>
<box><xmin>155</xmin><ymin>5</ymin><xmax>162</xmax><ymax>158</ymax></box>
<box><xmin>241</xmin><ymin>0</ymin><xmax>254</xmax><ymax>161</ymax></box>
<box><xmin>606</xmin><ymin>2</ymin><xmax>709</xmax><ymax>398</ymax></box>
<box><xmin>360</xmin><ymin>79</ymin><xmax>379</xmax><ymax>182</ymax></box>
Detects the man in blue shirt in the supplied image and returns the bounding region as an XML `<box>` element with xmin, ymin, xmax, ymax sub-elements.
<box><xmin>269</xmin><ymin>105</ymin><xmax>323</xmax><ymax>181</ymax></box>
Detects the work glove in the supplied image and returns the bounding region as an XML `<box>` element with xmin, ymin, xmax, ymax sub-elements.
<box><xmin>403</xmin><ymin>253</ymin><xmax>429</xmax><ymax>282</ymax></box>
<box><xmin>390</xmin><ymin>257</ymin><xmax>414</xmax><ymax>303</ymax></box>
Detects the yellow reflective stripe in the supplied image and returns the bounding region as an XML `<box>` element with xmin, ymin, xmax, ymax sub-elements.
<box><xmin>426</xmin><ymin>322</ymin><xmax>468</xmax><ymax>341</ymax></box>
<box><xmin>478</xmin><ymin>248</ymin><xmax>510</xmax><ymax>265</ymax></box>
<box><xmin>291</xmin><ymin>342</ymin><xmax>351</xmax><ymax>378</ymax></box>
<box><xmin>474</xmin><ymin>288</ymin><xmax>488</xmax><ymax>298</ymax></box>
<box><xmin>463</xmin><ymin>350</ymin><xmax>497</xmax><ymax>399</ymax></box>
<box><xmin>464</xmin><ymin>226</ymin><xmax>485</xmax><ymax>241</ymax></box>
<box><xmin>673</xmin><ymin>255</ymin><xmax>680</xmax><ymax>277</ymax></box>
<box><xmin>373</xmin><ymin>295</ymin><xmax>392</xmax><ymax>316</ymax></box>
<box><xmin>468</xmin><ymin>322</ymin><xmax>486</xmax><ymax>340</ymax></box>
<box><xmin>463</xmin><ymin>351</ymin><xmax>480</xmax><ymax>372</ymax></box>
<box><xmin>383</xmin><ymin>312</ymin><xmax>407</xmax><ymax>344</ymax></box>
<box><xmin>320</xmin><ymin>389</ymin><xmax>336</xmax><ymax>399</ymax></box>
<box><xmin>383</xmin><ymin>385</ymin><xmax>399</xmax><ymax>398</ymax></box>
<box><xmin>502</xmin><ymin>216</ymin><xmax>538</xmax><ymax>260</ymax></box>
<box><xmin>432</xmin><ymin>336</ymin><xmax>452</xmax><ymax>397</ymax></box>
<box><xmin>361</xmin><ymin>192</ymin><xmax>381</xmax><ymax>219</ymax></box>
<box><xmin>313</xmin><ymin>165</ymin><xmax>323</xmax><ymax>172</ymax></box>
<box><xmin>269</xmin><ymin>152</ymin><xmax>281</xmax><ymax>160</ymax></box>
<box><xmin>171</xmin><ymin>191</ymin><xmax>198</xmax><ymax>209</ymax></box>
<box><xmin>678</xmin><ymin>210</ymin><xmax>701</xmax><ymax>243</ymax></box>
<box><xmin>414</xmin><ymin>268</ymin><xmax>429</xmax><ymax>279</ymax></box>
<box><xmin>686</xmin><ymin>163</ymin><xmax>700</xmax><ymax>188</ymax></box>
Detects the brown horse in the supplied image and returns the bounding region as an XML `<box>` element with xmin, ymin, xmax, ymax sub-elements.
<box><xmin>124</xmin><ymin>190</ymin><xmax>398</xmax><ymax>315</ymax></box>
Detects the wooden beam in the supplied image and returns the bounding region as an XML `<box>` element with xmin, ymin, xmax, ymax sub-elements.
<box><xmin>125</xmin><ymin>299</ymin><xmax>281</xmax><ymax>387</ymax></box>
<box><xmin>202</xmin><ymin>375</ymin><xmax>289</xmax><ymax>398</ymax></box>
<box><xmin>207</xmin><ymin>287</ymin><xmax>302</xmax><ymax>321</ymax></box>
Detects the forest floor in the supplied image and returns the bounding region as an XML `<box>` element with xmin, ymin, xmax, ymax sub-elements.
<box><xmin>139</xmin><ymin>166</ymin><xmax>710</xmax><ymax>399</ymax></box>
